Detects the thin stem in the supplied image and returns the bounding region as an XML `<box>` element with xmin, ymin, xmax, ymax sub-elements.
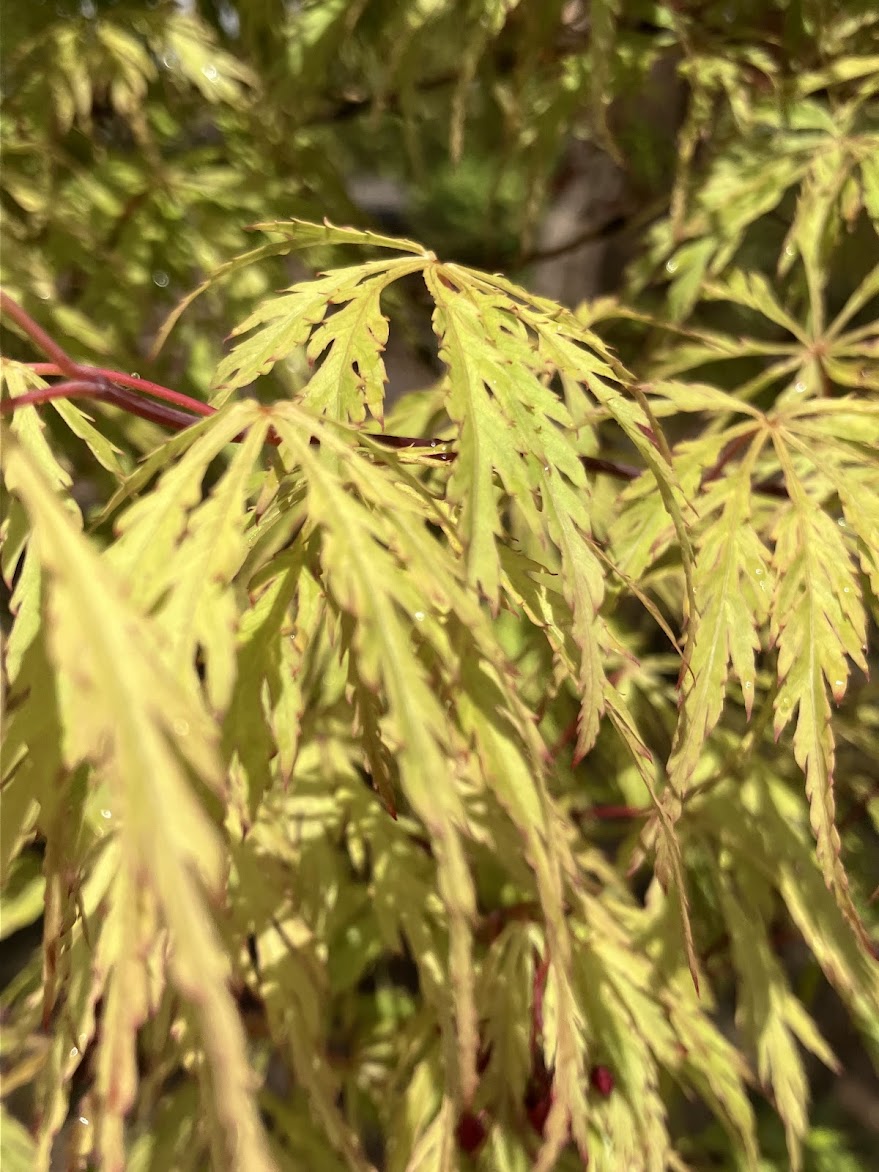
<box><xmin>582</xmin><ymin>455</ymin><xmax>640</xmax><ymax>481</ymax></box>
<box><xmin>26</xmin><ymin>363</ymin><xmax>215</xmax><ymax>416</ymax></box>
<box><xmin>0</xmin><ymin>290</ymin><xmax>84</xmax><ymax>378</ymax></box>
<box><xmin>99</xmin><ymin>384</ymin><xmax>207</xmax><ymax>431</ymax></box>
<box><xmin>3</xmin><ymin>381</ymin><xmax>112</xmax><ymax>411</ymax></box>
<box><xmin>586</xmin><ymin>804</ymin><xmax>649</xmax><ymax>821</ymax></box>
<box><xmin>520</xmin><ymin>214</ymin><xmax>628</xmax><ymax>267</ymax></box>
<box><xmin>0</xmin><ymin>378</ymin><xmax>206</xmax><ymax>432</ymax></box>
<box><xmin>700</xmin><ymin>430</ymin><xmax>755</xmax><ymax>487</ymax></box>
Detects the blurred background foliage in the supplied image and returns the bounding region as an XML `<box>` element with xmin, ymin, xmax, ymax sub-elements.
<box><xmin>2</xmin><ymin>1</ymin><xmax>878</xmax><ymax>1170</ymax></box>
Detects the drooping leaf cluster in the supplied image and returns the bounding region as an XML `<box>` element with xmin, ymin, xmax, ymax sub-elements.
<box><xmin>1</xmin><ymin>4</ymin><xmax>878</xmax><ymax>1172</ymax></box>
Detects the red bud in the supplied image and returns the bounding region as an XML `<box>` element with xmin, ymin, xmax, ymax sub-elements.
<box><xmin>589</xmin><ymin>1064</ymin><xmax>615</xmax><ymax>1097</ymax></box>
<box><xmin>455</xmin><ymin>1110</ymin><xmax>489</xmax><ymax>1154</ymax></box>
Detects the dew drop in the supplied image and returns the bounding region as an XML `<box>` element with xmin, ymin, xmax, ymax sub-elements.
<box><xmin>130</xmin><ymin>372</ymin><xmax>140</xmax><ymax>379</ymax></box>
<box><xmin>754</xmin><ymin>567</ymin><xmax>763</xmax><ymax>577</ymax></box>
<box><xmin>665</xmin><ymin>258</ymin><xmax>678</xmax><ymax>275</ymax></box>
<box><xmin>842</xmin><ymin>586</ymin><xmax>850</xmax><ymax>593</ymax></box>
<box><xmin>837</xmin><ymin>517</ymin><xmax>847</xmax><ymax>528</ymax></box>
<box><xmin>743</xmin><ymin>681</ymin><xmax>752</xmax><ymax>690</ymax></box>
<box><xmin>202</xmin><ymin>63</ymin><xmax>219</xmax><ymax>81</ymax></box>
<box><xmin>413</xmin><ymin>611</ymin><xmax>425</xmax><ymax>622</ymax></box>
<box><xmin>152</xmin><ymin>270</ymin><xmax>169</xmax><ymax>288</ymax></box>
<box><xmin>173</xmin><ymin>718</ymin><xmax>190</xmax><ymax>736</ymax></box>
<box><xmin>78</xmin><ymin>1116</ymin><xmax>90</xmax><ymax>1127</ymax></box>
<box><xmin>793</xmin><ymin>380</ymin><xmax>807</xmax><ymax>393</ymax></box>
<box><xmin>100</xmin><ymin>808</ymin><xmax>112</xmax><ymax>820</ymax></box>
<box><xmin>834</xmin><ymin>680</ymin><xmax>844</xmax><ymax>689</ymax></box>
<box><xmin>69</xmin><ymin>1046</ymin><xmax>79</xmax><ymax>1059</ymax></box>
<box><xmin>784</xmin><ymin>244</ymin><xmax>796</xmax><ymax>257</ymax></box>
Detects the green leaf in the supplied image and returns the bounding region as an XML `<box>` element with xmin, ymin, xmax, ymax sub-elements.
<box><xmin>667</xmin><ymin>238</ymin><xmax>715</xmax><ymax>324</ymax></box>
<box><xmin>782</xmin><ymin>148</ymin><xmax>854</xmax><ymax>327</ymax></box>
<box><xmin>153</xmin><ymin>219</ymin><xmax>431</xmax><ymax>359</ymax></box>
<box><xmin>1</xmin><ymin>424</ymin><xmax>276</xmax><ymax>1172</ymax></box>
<box><xmin>827</xmin><ymin>262</ymin><xmax>879</xmax><ymax>338</ymax></box>
<box><xmin>223</xmin><ymin>545</ymin><xmax>313</xmax><ymax>818</ymax></box>
<box><xmin>106</xmin><ymin>404</ymin><xmax>258</xmax><ymax>612</ymax></box>
<box><xmin>588</xmin><ymin>0</ymin><xmax>621</xmax><ymax>152</ymax></box>
<box><xmin>0</xmin><ymin>852</ymin><xmax>45</xmax><ymax>938</ymax></box>
<box><xmin>161</xmin><ymin>11</ymin><xmax>258</xmax><ymax>105</ymax></box>
<box><xmin>669</xmin><ymin>433</ymin><xmax>773</xmax><ymax>788</ymax></box>
<box><xmin>249</xmin><ymin>218</ymin><xmax>432</xmax><ymax>259</ymax></box>
<box><xmin>666</xmin><ymin>967</ymin><xmax>760</xmax><ymax>1170</ymax></box>
<box><xmin>861</xmin><ymin>151</ymin><xmax>879</xmax><ymax>229</ymax></box>
<box><xmin>214</xmin><ymin>257</ymin><xmax>427</xmax><ymax>418</ymax></box>
<box><xmin>718</xmin><ymin>869</ymin><xmax>838</xmax><ymax>1171</ymax></box>
<box><xmin>153</xmin><ymin>413</ymin><xmax>270</xmax><ymax>712</ymax></box>
<box><xmin>770</xmin><ymin>432</ymin><xmax>870</xmax><ymax>943</ymax></box>
<box><xmin>703</xmin><ymin>271</ymin><xmax>810</xmax><ymax>344</ymax></box>
<box><xmin>0</xmin><ymin>1105</ymin><xmax>37</xmax><ymax>1172</ymax></box>
<box><xmin>269</xmin><ymin>406</ymin><xmax>480</xmax><ymax>1103</ymax></box>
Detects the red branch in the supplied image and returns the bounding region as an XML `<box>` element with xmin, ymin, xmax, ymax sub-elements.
<box><xmin>27</xmin><ymin>362</ymin><xmax>215</xmax><ymax>416</ymax></box>
<box><xmin>0</xmin><ymin>291</ymin><xmax>81</xmax><ymax>376</ymax></box>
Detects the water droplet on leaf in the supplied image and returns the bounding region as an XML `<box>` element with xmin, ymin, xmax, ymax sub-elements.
<box><xmin>152</xmin><ymin>270</ymin><xmax>169</xmax><ymax>288</ymax></box>
<box><xmin>202</xmin><ymin>64</ymin><xmax>219</xmax><ymax>81</ymax></box>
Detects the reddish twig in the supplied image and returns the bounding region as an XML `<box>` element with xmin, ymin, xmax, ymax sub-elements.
<box><xmin>585</xmin><ymin>804</ymin><xmax>649</xmax><ymax>821</ymax></box>
<box><xmin>5</xmin><ymin>379</ymin><xmax>207</xmax><ymax>432</ymax></box>
<box><xmin>700</xmin><ymin>430</ymin><xmax>754</xmax><ymax>488</ymax></box>
<box><xmin>26</xmin><ymin>362</ymin><xmax>215</xmax><ymax>416</ymax></box>
<box><xmin>1</xmin><ymin>291</ymin><xmax>215</xmax><ymax>433</ymax></box>
<box><xmin>7</xmin><ymin>381</ymin><xmax>114</xmax><ymax>410</ymax></box>
<box><xmin>0</xmin><ymin>291</ymin><xmax>83</xmax><ymax>378</ymax></box>
<box><xmin>530</xmin><ymin>950</ymin><xmax>550</xmax><ymax>1061</ymax></box>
